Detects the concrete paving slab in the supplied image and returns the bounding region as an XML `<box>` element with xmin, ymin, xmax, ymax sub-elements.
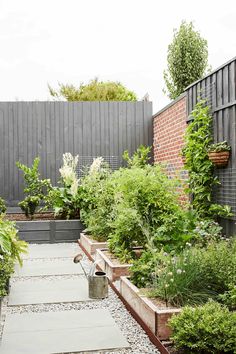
<box><xmin>23</xmin><ymin>243</ymin><xmax>80</xmax><ymax>259</ymax></box>
<box><xmin>0</xmin><ymin>310</ymin><xmax>129</xmax><ymax>354</ymax></box>
<box><xmin>8</xmin><ymin>278</ymin><xmax>91</xmax><ymax>305</ymax></box>
<box><xmin>13</xmin><ymin>259</ymin><xmax>84</xmax><ymax>277</ymax></box>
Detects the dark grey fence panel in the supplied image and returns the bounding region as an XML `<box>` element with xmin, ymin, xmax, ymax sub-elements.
<box><xmin>0</xmin><ymin>101</ymin><xmax>153</xmax><ymax>206</ymax></box>
<box><xmin>186</xmin><ymin>57</ymin><xmax>236</xmax><ymax>235</ymax></box>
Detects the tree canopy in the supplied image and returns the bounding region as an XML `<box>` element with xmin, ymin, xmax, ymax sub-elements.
<box><xmin>163</xmin><ymin>21</ymin><xmax>209</xmax><ymax>100</ymax></box>
<box><xmin>48</xmin><ymin>78</ymin><xmax>137</xmax><ymax>101</ymax></box>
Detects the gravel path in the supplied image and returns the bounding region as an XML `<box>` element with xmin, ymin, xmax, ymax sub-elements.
<box><xmin>1</xmin><ymin>243</ymin><xmax>160</xmax><ymax>354</ymax></box>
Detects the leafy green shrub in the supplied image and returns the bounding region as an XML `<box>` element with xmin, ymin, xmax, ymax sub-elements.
<box><xmin>122</xmin><ymin>145</ymin><xmax>151</xmax><ymax>168</ymax></box>
<box><xmin>0</xmin><ymin>217</ymin><xmax>28</xmax><ymax>265</ymax></box>
<box><xmin>183</xmin><ymin>101</ymin><xmax>231</xmax><ymax>218</ymax></box>
<box><xmin>169</xmin><ymin>301</ymin><xmax>236</xmax><ymax>353</ymax></box>
<box><xmin>130</xmin><ymin>248</ymin><xmax>160</xmax><ymax>288</ymax></box>
<box><xmin>108</xmin><ymin>164</ymin><xmax>186</xmax><ymax>261</ymax></box>
<box><xmin>0</xmin><ymin>216</ymin><xmax>28</xmax><ymax>297</ymax></box>
<box><xmin>45</xmin><ymin>153</ymin><xmax>80</xmax><ymax>219</ymax></box>
<box><xmin>49</xmin><ymin>78</ymin><xmax>137</xmax><ymax>101</ymax></box>
<box><xmin>219</xmin><ymin>285</ymin><xmax>236</xmax><ymax>310</ymax></box>
<box><xmin>79</xmin><ymin>157</ymin><xmax>112</xmax><ymax>235</ymax></box>
<box><xmin>192</xmin><ymin>218</ymin><xmax>223</xmax><ymax>246</ymax></box>
<box><xmin>0</xmin><ymin>255</ymin><xmax>14</xmax><ymax>297</ymax></box>
<box><xmin>16</xmin><ymin>157</ymin><xmax>51</xmax><ymax>219</ymax></box>
<box><xmin>0</xmin><ymin>197</ymin><xmax>6</xmax><ymax>215</ymax></box>
<box><xmin>150</xmin><ymin>239</ymin><xmax>236</xmax><ymax>307</ymax></box>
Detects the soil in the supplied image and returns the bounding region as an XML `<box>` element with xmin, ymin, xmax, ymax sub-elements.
<box><xmin>163</xmin><ymin>343</ymin><xmax>179</xmax><ymax>353</ymax></box>
<box><xmin>103</xmin><ymin>250</ymin><xmax>131</xmax><ymax>266</ymax></box>
<box><xmin>5</xmin><ymin>212</ymin><xmax>77</xmax><ymax>221</ymax></box>
<box><xmin>85</xmin><ymin>234</ymin><xmax>107</xmax><ymax>244</ymax></box>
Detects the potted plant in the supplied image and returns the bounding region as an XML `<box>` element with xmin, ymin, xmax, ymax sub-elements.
<box><xmin>207</xmin><ymin>141</ymin><xmax>231</xmax><ymax>167</ymax></box>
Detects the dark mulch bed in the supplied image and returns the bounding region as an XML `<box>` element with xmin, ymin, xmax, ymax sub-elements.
<box><xmin>6</xmin><ymin>212</ymin><xmax>58</xmax><ymax>221</ymax></box>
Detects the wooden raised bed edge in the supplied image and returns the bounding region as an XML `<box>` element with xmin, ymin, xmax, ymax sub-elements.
<box><xmin>120</xmin><ymin>276</ymin><xmax>181</xmax><ymax>341</ymax></box>
<box><xmin>95</xmin><ymin>248</ymin><xmax>132</xmax><ymax>282</ymax></box>
<box><xmin>79</xmin><ymin>232</ymin><xmax>107</xmax><ymax>260</ymax></box>
<box><xmin>79</xmin><ymin>243</ymin><xmax>169</xmax><ymax>354</ymax></box>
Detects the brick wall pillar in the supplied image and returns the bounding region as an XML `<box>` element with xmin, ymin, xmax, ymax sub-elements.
<box><xmin>153</xmin><ymin>94</ymin><xmax>188</xmax><ymax>202</ymax></box>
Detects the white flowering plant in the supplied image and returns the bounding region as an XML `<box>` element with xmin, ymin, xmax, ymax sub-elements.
<box><xmin>79</xmin><ymin>157</ymin><xmax>112</xmax><ymax>237</ymax></box>
<box><xmin>45</xmin><ymin>153</ymin><xmax>80</xmax><ymax>219</ymax></box>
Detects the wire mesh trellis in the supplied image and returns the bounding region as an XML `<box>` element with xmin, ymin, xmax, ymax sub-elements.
<box><xmin>214</xmin><ymin>168</ymin><xmax>236</xmax><ymax>220</ymax></box>
<box><xmin>197</xmin><ymin>82</ymin><xmax>215</xmax><ymax>112</ymax></box>
<box><xmin>76</xmin><ymin>156</ymin><xmax>121</xmax><ymax>178</ymax></box>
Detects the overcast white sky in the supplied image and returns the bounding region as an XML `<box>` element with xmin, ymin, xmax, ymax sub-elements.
<box><xmin>0</xmin><ymin>0</ymin><xmax>236</xmax><ymax>113</ymax></box>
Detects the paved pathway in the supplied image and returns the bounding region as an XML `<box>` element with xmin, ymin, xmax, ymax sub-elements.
<box><xmin>0</xmin><ymin>243</ymin><xmax>160</xmax><ymax>354</ymax></box>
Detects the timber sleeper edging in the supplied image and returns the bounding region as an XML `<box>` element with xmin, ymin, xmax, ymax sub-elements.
<box><xmin>79</xmin><ymin>233</ymin><xmax>108</xmax><ymax>260</ymax></box>
<box><xmin>120</xmin><ymin>276</ymin><xmax>181</xmax><ymax>340</ymax></box>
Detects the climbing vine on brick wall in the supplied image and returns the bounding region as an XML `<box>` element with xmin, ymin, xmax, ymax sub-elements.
<box><xmin>183</xmin><ymin>100</ymin><xmax>231</xmax><ymax>218</ymax></box>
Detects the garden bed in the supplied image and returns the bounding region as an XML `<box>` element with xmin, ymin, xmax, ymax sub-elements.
<box><xmin>6</xmin><ymin>212</ymin><xmax>56</xmax><ymax>221</ymax></box>
<box><xmin>79</xmin><ymin>232</ymin><xmax>107</xmax><ymax>260</ymax></box>
<box><xmin>15</xmin><ymin>219</ymin><xmax>84</xmax><ymax>243</ymax></box>
<box><xmin>95</xmin><ymin>249</ymin><xmax>133</xmax><ymax>282</ymax></box>
<box><xmin>120</xmin><ymin>276</ymin><xmax>181</xmax><ymax>340</ymax></box>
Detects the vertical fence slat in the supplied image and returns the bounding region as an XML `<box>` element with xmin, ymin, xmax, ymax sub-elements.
<box><xmin>186</xmin><ymin>58</ymin><xmax>236</xmax><ymax>236</ymax></box>
<box><xmin>0</xmin><ymin>101</ymin><xmax>152</xmax><ymax>204</ymax></box>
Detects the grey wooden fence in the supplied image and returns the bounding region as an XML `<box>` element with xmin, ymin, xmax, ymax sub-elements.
<box><xmin>0</xmin><ymin>101</ymin><xmax>153</xmax><ymax>205</ymax></box>
<box><xmin>186</xmin><ymin>56</ymin><xmax>236</xmax><ymax>235</ymax></box>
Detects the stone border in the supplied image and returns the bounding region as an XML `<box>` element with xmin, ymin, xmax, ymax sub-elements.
<box><xmin>120</xmin><ymin>276</ymin><xmax>181</xmax><ymax>340</ymax></box>
<box><xmin>79</xmin><ymin>233</ymin><xmax>107</xmax><ymax>260</ymax></box>
<box><xmin>16</xmin><ymin>220</ymin><xmax>84</xmax><ymax>243</ymax></box>
<box><xmin>95</xmin><ymin>249</ymin><xmax>132</xmax><ymax>282</ymax></box>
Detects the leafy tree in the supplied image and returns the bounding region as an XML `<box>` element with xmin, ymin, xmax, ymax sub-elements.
<box><xmin>49</xmin><ymin>78</ymin><xmax>137</xmax><ymax>101</ymax></box>
<box><xmin>164</xmin><ymin>21</ymin><xmax>209</xmax><ymax>100</ymax></box>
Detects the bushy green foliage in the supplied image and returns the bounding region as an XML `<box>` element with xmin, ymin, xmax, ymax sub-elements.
<box><xmin>219</xmin><ymin>285</ymin><xmax>236</xmax><ymax>311</ymax></box>
<box><xmin>80</xmin><ymin>177</ymin><xmax>114</xmax><ymax>241</ymax></box>
<box><xmin>0</xmin><ymin>217</ymin><xmax>28</xmax><ymax>265</ymax></box>
<box><xmin>16</xmin><ymin>157</ymin><xmax>51</xmax><ymax>218</ymax></box>
<box><xmin>144</xmin><ymin>239</ymin><xmax>236</xmax><ymax>307</ymax></box>
<box><xmin>78</xmin><ymin>158</ymin><xmax>113</xmax><ymax>240</ymax></box>
<box><xmin>108</xmin><ymin>165</ymin><xmax>186</xmax><ymax>261</ymax></box>
<box><xmin>183</xmin><ymin>101</ymin><xmax>231</xmax><ymax>218</ymax></box>
<box><xmin>0</xmin><ymin>197</ymin><xmax>6</xmax><ymax>215</ymax></box>
<box><xmin>169</xmin><ymin>301</ymin><xmax>236</xmax><ymax>353</ymax></box>
<box><xmin>208</xmin><ymin>140</ymin><xmax>231</xmax><ymax>152</ymax></box>
<box><xmin>49</xmin><ymin>78</ymin><xmax>137</xmax><ymax>101</ymax></box>
<box><xmin>164</xmin><ymin>21</ymin><xmax>209</xmax><ymax>99</ymax></box>
<box><xmin>0</xmin><ymin>217</ymin><xmax>27</xmax><ymax>297</ymax></box>
<box><xmin>130</xmin><ymin>216</ymin><xmax>223</xmax><ymax>290</ymax></box>
<box><xmin>0</xmin><ymin>255</ymin><xmax>14</xmax><ymax>297</ymax></box>
<box><xmin>122</xmin><ymin>145</ymin><xmax>151</xmax><ymax>168</ymax></box>
<box><xmin>45</xmin><ymin>153</ymin><xmax>80</xmax><ymax>219</ymax></box>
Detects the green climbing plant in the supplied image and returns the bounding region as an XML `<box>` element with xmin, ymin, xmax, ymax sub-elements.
<box><xmin>183</xmin><ymin>100</ymin><xmax>231</xmax><ymax>218</ymax></box>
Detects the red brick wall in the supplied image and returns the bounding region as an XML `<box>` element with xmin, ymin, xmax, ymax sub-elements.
<box><xmin>153</xmin><ymin>94</ymin><xmax>188</xmax><ymax>201</ymax></box>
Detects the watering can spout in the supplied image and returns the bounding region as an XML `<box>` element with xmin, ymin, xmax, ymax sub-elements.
<box><xmin>73</xmin><ymin>253</ymin><xmax>83</xmax><ymax>263</ymax></box>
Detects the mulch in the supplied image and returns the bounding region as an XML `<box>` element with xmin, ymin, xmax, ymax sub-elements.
<box><xmin>5</xmin><ymin>212</ymin><xmax>56</xmax><ymax>221</ymax></box>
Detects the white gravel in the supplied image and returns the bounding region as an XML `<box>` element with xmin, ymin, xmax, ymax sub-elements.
<box><xmin>1</xmin><ymin>243</ymin><xmax>160</xmax><ymax>354</ymax></box>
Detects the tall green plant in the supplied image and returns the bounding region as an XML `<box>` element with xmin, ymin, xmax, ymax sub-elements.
<box><xmin>164</xmin><ymin>21</ymin><xmax>209</xmax><ymax>99</ymax></box>
<box><xmin>16</xmin><ymin>157</ymin><xmax>51</xmax><ymax>218</ymax></box>
<box><xmin>108</xmin><ymin>165</ymin><xmax>184</xmax><ymax>261</ymax></box>
<box><xmin>0</xmin><ymin>217</ymin><xmax>28</xmax><ymax>265</ymax></box>
<box><xmin>0</xmin><ymin>197</ymin><xmax>6</xmax><ymax>215</ymax></box>
<box><xmin>45</xmin><ymin>153</ymin><xmax>80</xmax><ymax>219</ymax></box>
<box><xmin>183</xmin><ymin>101</ymin><xmax>231</xmax><ymax>218</ymax></box>
<box><xmin>122</xmin><ymin>145</ymin><xmax>151</xmax><ymax>168</ymax></box>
